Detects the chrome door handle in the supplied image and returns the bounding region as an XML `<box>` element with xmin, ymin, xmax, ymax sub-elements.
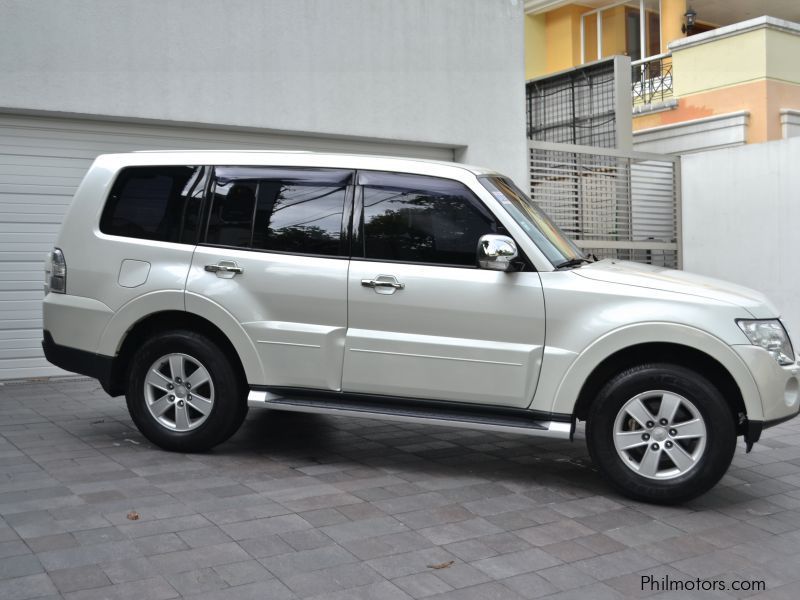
<box><xmin>361</xmin><ymin>279</ymin><xmax>404</xmax><ymax>289</ymax></box>
<box><xmin>205</xmin><ymin>262</ymin><xmax>244</xmax><ymax>275</ymax></box>
<box><xmin>361</xmin><ymin>275</ymin><xmax>405</xmax><ymax>292</ymax></box>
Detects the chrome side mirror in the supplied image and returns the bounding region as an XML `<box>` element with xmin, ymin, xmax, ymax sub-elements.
<box><xmin>477</xmin><ymin>234</ymin><xmax>518</xmax><ymax>272</ymax></box>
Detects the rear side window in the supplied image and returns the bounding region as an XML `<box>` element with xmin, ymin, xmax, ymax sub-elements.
<box><xmin>205</xmin><ymin>167</ymin><xmax>351</xmax><ymax>256</ymax></box>
<box><xmin>100</xmin><ymin>166</ymin><xmax>206</xmax><ymax>243</ymax></box>
<box><xmin>359</xmin><ymin>171</ymin><xmax>499</xmax><ymax>267</ymax></box>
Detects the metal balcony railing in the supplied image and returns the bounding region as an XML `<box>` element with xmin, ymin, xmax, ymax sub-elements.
<box><xmin>631</xmin><ymin>53</ymin><xmax>673</xmax><ymax>107</ymax></box>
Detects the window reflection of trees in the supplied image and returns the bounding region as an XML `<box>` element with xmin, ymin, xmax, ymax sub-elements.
<box><xmin>364</xmin><ymin>187</ymin><xmax>495</xmax><ymax>265</ymax></box>
<box><xmin>256</xmin><ymin>184</ymin><xmax>343</xmax><ymax>254</ymax></box>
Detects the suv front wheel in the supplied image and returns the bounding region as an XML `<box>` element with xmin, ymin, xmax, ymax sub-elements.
<box><xmin>126</xmin><ymin>330</ymin><xmax>247</xmax><ymax>452</ymax></box>
<box><xmin>587</xmin><ymin>363</ymin><xmax>737</xmax><ymax>504</ymax></box>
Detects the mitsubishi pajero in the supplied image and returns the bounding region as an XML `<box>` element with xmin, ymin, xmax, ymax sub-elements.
<box><xmin>42</xmin><ymin>151</ymin><xmax>800</xmax><ymax>503</ymax></box>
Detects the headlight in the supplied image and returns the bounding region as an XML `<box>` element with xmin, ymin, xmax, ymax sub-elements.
<box><xmin>737</xmin><ymin>319</ymin><xmax>795</xmax><ymax>365</ymax></box>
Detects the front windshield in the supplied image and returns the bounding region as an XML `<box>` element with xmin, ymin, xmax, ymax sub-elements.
<box><xmin>479</xmin><ymin>175</ymin><xmax>585</xmax><ymax>266</ymax></box>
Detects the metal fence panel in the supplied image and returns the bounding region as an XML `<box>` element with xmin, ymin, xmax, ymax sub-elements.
<box><xmin>529</xmin><ymin>141</ymin><xmax>680</xmax><ymax>268</ymax></box>
<box><xmin>526</xmin><ymin>59</ymin><xmax>618</xmax><ymax>148</ymax></box>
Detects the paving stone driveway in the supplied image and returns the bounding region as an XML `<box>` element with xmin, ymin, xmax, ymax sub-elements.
<box><xmin>1</xmin><ymin>377</ymin><xmax>800</xmax><ymax>600</ymax></box>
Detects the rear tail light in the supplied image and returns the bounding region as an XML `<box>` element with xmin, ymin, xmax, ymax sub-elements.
<box><xmin>45</xmin><ymin>248</ymin><xmax>66</xmax><ymax>294</ymax></box>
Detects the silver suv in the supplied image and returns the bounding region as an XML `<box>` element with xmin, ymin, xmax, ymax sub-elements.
<box><xmin>43</xmin><ymin>151</ymin><xmax>800</xmax><ymax>504</ymax></box>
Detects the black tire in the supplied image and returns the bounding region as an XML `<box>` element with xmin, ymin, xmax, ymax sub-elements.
<box><xmin>586</xmin><ymin>363</ymin><xmax>736</xmax><ymax>504</ymax></box>
<box><xmin>126</xmin><ymin>330</ymin><xmax>247</xmax><ymax>452</ymax></box>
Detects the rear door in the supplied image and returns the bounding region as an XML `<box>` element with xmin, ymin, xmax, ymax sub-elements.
<box><xmin>343</xmin><ymin>171</ymin><xmax>546</xmax><ymax>408</ymax></box>
<box><xmin>186</xmin><ymin>166</ymin><xmax>352</xmax><ymax>390</ymax></box>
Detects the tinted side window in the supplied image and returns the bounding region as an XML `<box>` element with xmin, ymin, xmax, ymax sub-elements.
<box><xmin>100</xmin><ymin>166</ymin><xmax>206</xmax><ymax>243</ymax></box>
<box><xmin>360</xmin><ymin>172</ymin><xmax>499</xmax><ymax>266</ymax></box>
<box><xmin>205</xmin><ymin>167</ymin><xmax>350</xmax><ymax>256</ymax></box>
<box><xmin>204</xmin><ymin>179</ymin><xmax>257</xmax><ymax>248</ymax></box>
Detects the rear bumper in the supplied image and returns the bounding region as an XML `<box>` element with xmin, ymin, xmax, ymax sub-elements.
<box><xmin>42</xmin><ymin>330</ymin><xmax>116</xmax><ymax>394</ymax></box>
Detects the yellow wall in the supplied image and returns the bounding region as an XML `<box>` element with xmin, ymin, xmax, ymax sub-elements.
<box><xmin>601</xmin><ymin>6</ymin><xmax>627</xmax><ymax>57</ymax></box>
<box><xmin>525</xmin><ymin>13</ymin><xmax>547</xmax><ymax>80</ymax></box>
<box><xmin>584</xmin><ymin>13</ymin><xmax>598</xmax><ymax>62</ymax></box>
<box><xmin>660</xmin><ymin>0</ymin><xmax>686</xmax><ymax>53</ymax></box>
<box><xmin>541</xmin><ymin>4</ymin><xmax>626</xmax><ymax>69</ymax></box>
<box><xmin>580</xmin><ymin>5</ymin><xmax>627</xmax><ymax>62</ymax></box>
<box><xmin>545</xmin><ymin>5</ymin><xmax>584</xmax><ymax>72</ymax></box>
<box><xmin>535</xmin><ymin>3</ymin><xmax>645</xmax><ymax>73</ymax></box>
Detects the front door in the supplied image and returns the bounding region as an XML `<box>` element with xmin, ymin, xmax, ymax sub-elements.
<box><xmin>186</xmin><ymin>166</ymin><xmax>353</xmax><ymax>391</ymax></box>
<box><xmin>343</xmin><ymin>171</ymin><xmax>546</xmax><ymax>408</ymax></box>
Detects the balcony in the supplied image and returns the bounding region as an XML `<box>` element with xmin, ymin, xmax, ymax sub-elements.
<box><xmin>632</xmin><ymin>16</ymin><xmax>800</xmax><ymax>151</ymax></box>
<box><xmin>631</xmin><ymin>52</ymin><xmax>673</xmax><ymax>107</ymax></box>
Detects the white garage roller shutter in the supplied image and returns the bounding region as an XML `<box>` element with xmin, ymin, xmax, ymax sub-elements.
<box><xmin>0</xmin><ymin>112</ymin><xmax>455</xmax><ymax>380</ymax></box>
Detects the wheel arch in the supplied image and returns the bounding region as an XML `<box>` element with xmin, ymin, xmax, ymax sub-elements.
<box><xmin>106</xmin><ymin>310</ymin><xmax>259</xmax><ymax>396</ymax></box>
<box><xmin>551</xmin><ymin>323</ymin><xmax>763</xmax><ymax>426</ymax></box>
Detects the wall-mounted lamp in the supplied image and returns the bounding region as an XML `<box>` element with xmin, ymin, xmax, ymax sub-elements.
<box><xmin>682</xmin><ymin>7</ymin><xmax>697</xmax><ymax>34</ymax></box>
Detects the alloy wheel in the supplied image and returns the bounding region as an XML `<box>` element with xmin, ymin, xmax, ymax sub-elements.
<box><xmin>613</xmin><ymin>390</ymin><xmax>707</xmax><ymax>480</ymax></box>
<box><xmin>144</xmin><ymin>353</ymin><xmax>215</xmax><ymax>432</ymax></box>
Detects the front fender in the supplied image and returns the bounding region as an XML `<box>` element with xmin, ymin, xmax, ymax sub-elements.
<box><xmin>545</xmin><ymin>322</ymin><xmax>763</xmax><ymax>421</ymax></box>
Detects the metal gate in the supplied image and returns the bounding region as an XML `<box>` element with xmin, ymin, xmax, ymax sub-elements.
<box><xmin>529</xmin><ymin>140</ymin><xmax>681</xmax><ymax>268</ymax></box>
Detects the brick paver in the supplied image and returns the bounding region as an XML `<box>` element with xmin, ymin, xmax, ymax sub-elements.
<box><xmin>1</xmin><ymin>376</ymin><xmax>799</xmax><ymax>599</ymax></box>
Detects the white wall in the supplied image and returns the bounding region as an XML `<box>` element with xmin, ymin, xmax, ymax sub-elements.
<box><xmin>682</xmin><ymin>137</ymin><xmax>800</xmax><ymax>337</ymax></box>
<box><xmin>782</xmin><ymin>109</ymin><xmax>800</xmax><ymax>139</ymax></box>
<box><xmin>0</xmin><ymin>0</ymin><xmax>528</xmax><ymax>184</ymax></box>
<box><xmin>633</xmin><ymin>112</ymin><xmax>750</xmax><ymax>155</ymax></box>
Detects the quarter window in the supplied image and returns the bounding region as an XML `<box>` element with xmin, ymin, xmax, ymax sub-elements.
<box><xmin>205</xmin><ymin>167</ymin><xmax>350</xmax><ymax>256</ymax></box>
<box><xmin>100</xmin><ymin>166</ymin><xmax>206</xmax><ymax>243</ymax></box>
<box><xmin>359</xmin><ymin>171</ymin><xmax>499</xmax><ymax>267</ymax></box>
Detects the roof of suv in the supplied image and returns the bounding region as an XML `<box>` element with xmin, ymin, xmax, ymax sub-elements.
<box><xmin>106</xmin><ymin>150</ymin><xmax>502</xmax><ymax>178</ymax></box>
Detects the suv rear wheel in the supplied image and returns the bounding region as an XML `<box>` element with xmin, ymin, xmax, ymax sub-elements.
<box><xmin>586</xmin><ymin>363</ymin><xmax>737</xmax><ymax>504</ymax></box>
<box><xmin>126</xmin><ymin>330</ymin><xmax>247</xmax><ymax>452</ymax></box>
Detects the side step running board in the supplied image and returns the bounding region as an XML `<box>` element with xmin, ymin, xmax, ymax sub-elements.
<box><xmin>248</xmin><ymin>390</ymin><xmax>572</xmax><ymax>439</ymax></box>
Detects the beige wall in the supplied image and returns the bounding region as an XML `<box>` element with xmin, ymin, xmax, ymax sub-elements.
<box><xmin>672</xmin><ymin>30</ymin><xmax>769</xmax><ymax>96</ymax></box>
<box><xmin>767</xmin><ymin>29</ymin><xmax>800</xmax><ymax>84</ymax></box>
<box><xmin>672</xmin><ymin>25</ymin><xmax>800</xmax><ymax>96</ymax></box>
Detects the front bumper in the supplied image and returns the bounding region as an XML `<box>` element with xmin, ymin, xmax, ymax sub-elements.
<box><xmin>733</xmin><ymin>345</ymin><xmax>800</xmax><ymax>444</ymax></box>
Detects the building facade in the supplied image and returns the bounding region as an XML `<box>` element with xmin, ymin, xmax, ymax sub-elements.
<box><xmin>524</xmin><ymin>0</ymin><xmax>800</xmax><ymax>154</ymax></box>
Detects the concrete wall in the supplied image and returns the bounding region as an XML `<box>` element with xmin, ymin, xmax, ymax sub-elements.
<box><xmin>634</xmin><ymin>111</ymin><xmax>749</xmax><ymax>154</ymax></box>
<box><xmin>0</xmin><ymin>0</ymin><xmax>528</xmax><ymax>185</ymax></box>
<box><xmin>782</xmin><ymin>109</ymin><xmax>800</xmax><ymax>138</ymax></box>
<box><xmin>682</xmin><ymin>136</ymin><xmax>800</xmax><ymax>337</ymax></box>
